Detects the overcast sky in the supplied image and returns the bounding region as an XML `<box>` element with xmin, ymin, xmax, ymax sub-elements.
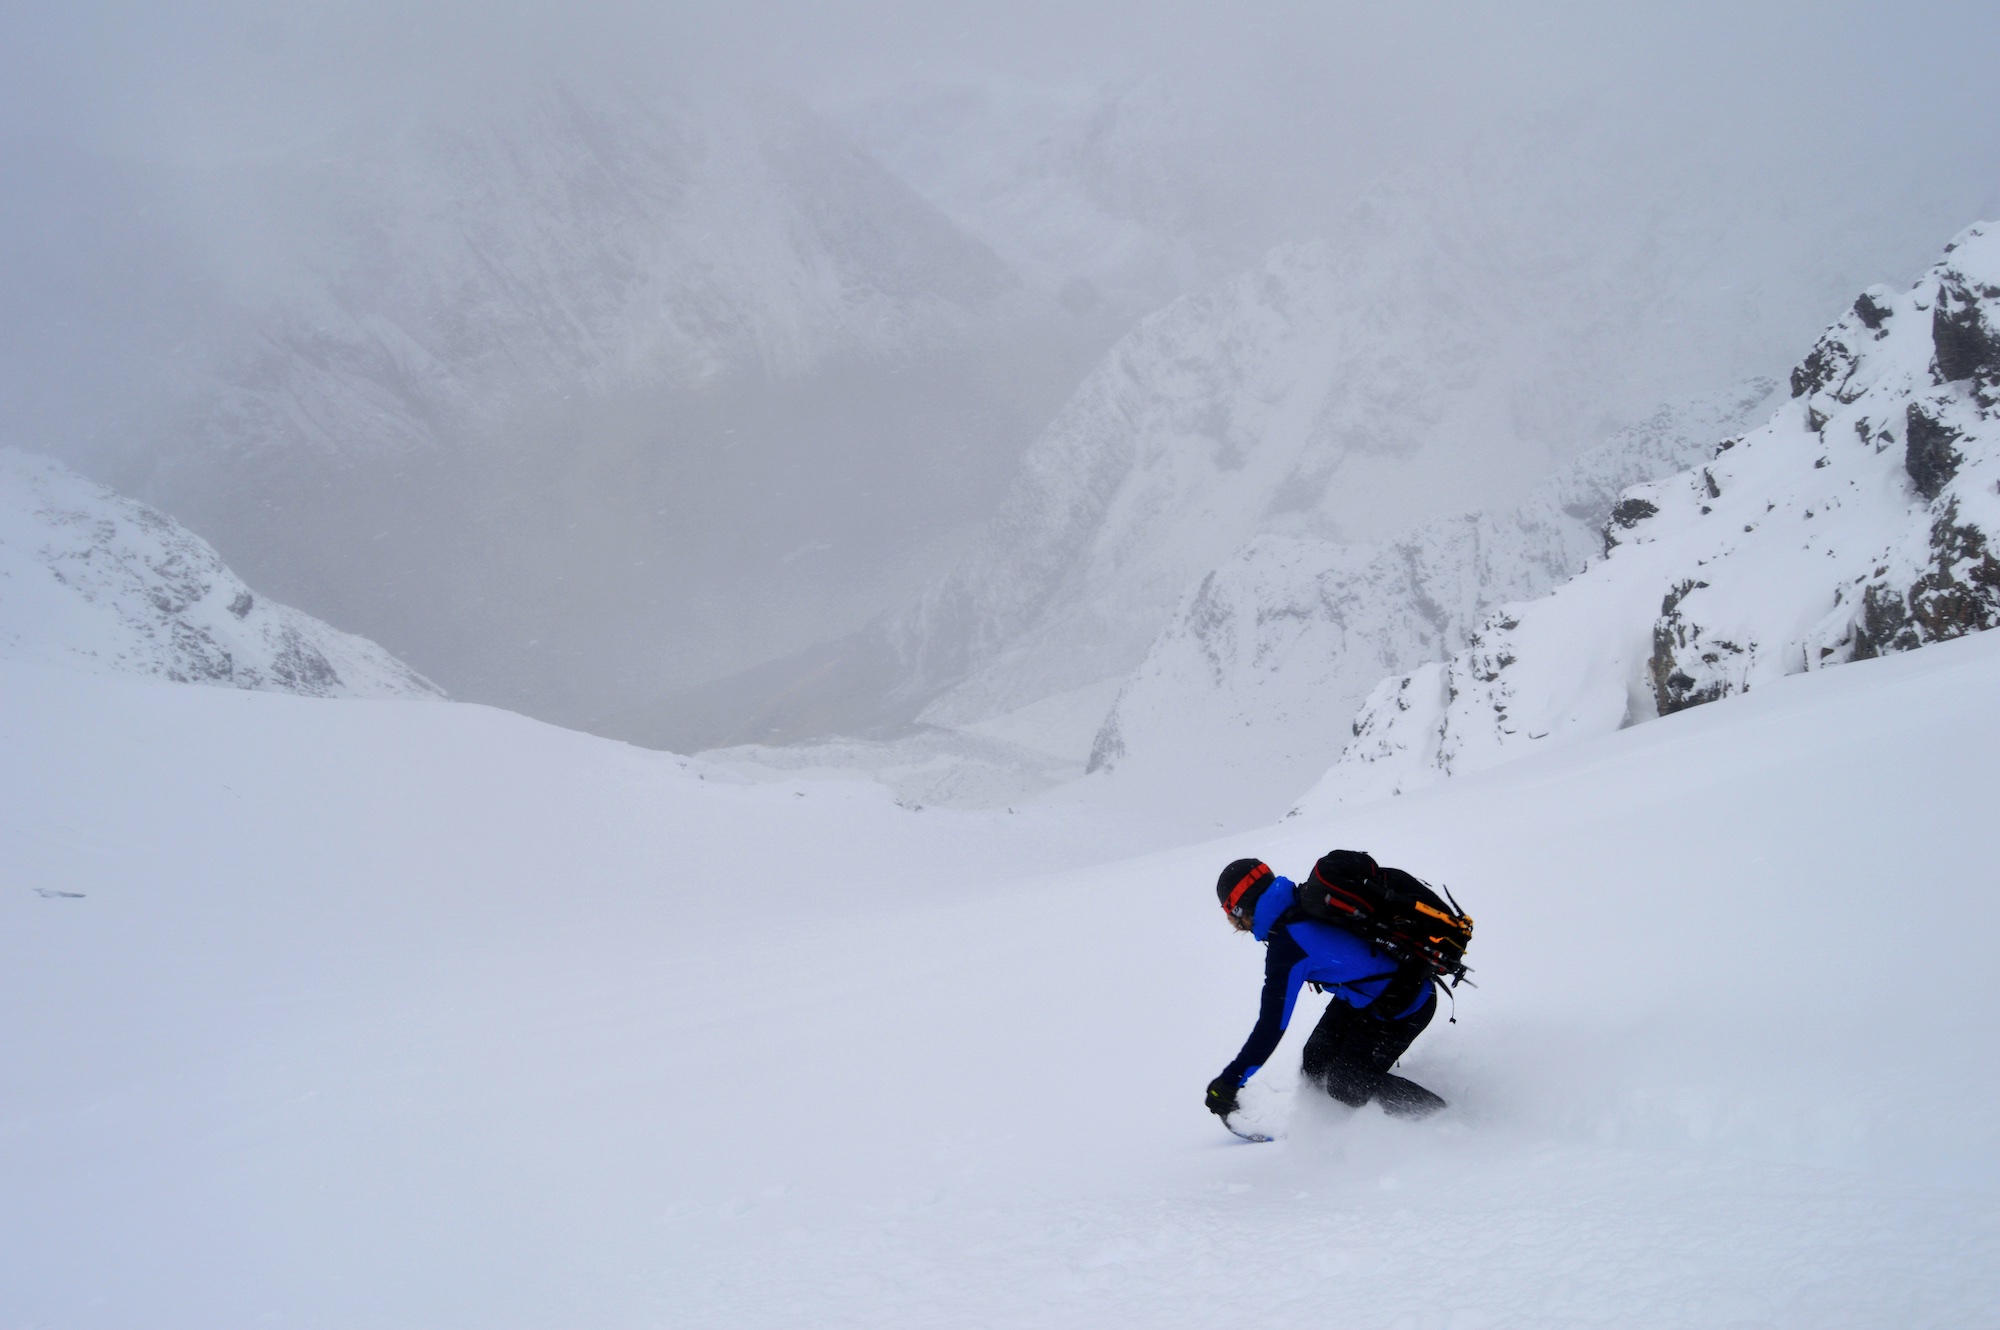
<box><xmin>8</xmin><ymin>1</ymin><xmax>1997</xmax><ymax>169</ymax></box>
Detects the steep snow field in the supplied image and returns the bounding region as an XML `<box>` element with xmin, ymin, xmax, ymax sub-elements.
<box><xmin>5</xmin><ymin>624</ymin><xmax>1997</xmax><ymax>1326</ymax></box>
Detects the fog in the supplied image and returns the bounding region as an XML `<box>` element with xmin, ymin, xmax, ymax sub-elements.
<box><xmin>4</xmin><ymin>0</ymin><xmax>1998</xmax><ymax>740</ymax></box>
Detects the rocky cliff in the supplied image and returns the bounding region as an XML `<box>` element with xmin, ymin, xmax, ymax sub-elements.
<box><xmin>1300</xmin><ymin>223</ymin><xmax>2000</xmax><ymax>814</ymax></box>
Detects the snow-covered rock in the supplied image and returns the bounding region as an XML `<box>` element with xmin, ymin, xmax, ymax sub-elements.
<box><xmin>0</xmin><ymin>450</ymin><xmax>438</xmax><ymax>699</ymax></box>
<box><xmin>1301</xmin><ymin>223</ymin><xmax>2000</xmax><ymax>813</ymax></box>
<box><xmin>1084</xmin><ymin>382</ymin><xmax>1777</xmax><ymax>823</ymax></box>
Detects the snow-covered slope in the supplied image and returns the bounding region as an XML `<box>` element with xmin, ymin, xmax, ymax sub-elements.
<box><xmin>1085</xmin><ymin>383</ymin><xmax>1777</xmax><ymax>824</ymax></box>
<box><xmin>0</xmin><ymin>450</ymin><xmax>436</xmax><ymax>698</ymax></box>
<box><xmin>870</xmin><ymin>158</ymin><xmax>1976</xmax><ymax>737</ymax></box>
<box><xmin>4</xmin><ymin>616</ymin><xmax>1997</xmax><ymax>1325</ymax></box>
<box><xmin>1304</xmin><ymin>224</ymin><xmax>2000</xmax><ymax>813</ymax></box>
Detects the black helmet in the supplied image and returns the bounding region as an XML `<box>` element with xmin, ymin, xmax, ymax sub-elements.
<box><xmin>1216</xmin><ymin>858</ymin><xmax>1274</xmax><ymax>925</ymax></box>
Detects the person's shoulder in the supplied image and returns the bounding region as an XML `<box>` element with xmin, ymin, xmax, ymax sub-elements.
<box><xmin>1250</xmin><ymin>877</ymin><xmax>1297</xmax><ymax>939</ymax></box>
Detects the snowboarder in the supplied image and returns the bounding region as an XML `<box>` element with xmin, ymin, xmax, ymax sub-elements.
<box><xmin>1205</xmin><ymin>857</ymin><xmax>1447</xmax><ymax>1129</ymax></box>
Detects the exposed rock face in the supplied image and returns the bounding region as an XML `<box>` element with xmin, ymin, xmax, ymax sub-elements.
<box><xmin>1299</xmin><ymin>222</ymin><xmax>2000</xmax><ymax>814</ymax></box>
<box><xmin>1930</xmin><ymin>269</ymin><xmax>2000</xmax><ymax>388</ymax></box>
<box><xmin>1850</xmin><ymin>501</ymin><xmax>2000</xmax><ymax>657</ymax></box>
<box><xmin>1647</xmin><ymin>578</ymin><xmax>1731</xmax><ymax>717</ymax></box>
<box><xmin>1905</xmin><ymin>404</ymin><xmax>1964</xmax><ymax>501</ymax></box>
<box><xmin>1606</xmin><ymin>498</ymin><xmax>1664</xmax><ymax>555</ymax></box>
<box><xmin>0</xmin><ymin>450</ymin><xmax>439</xmax><ymax>699</ymax></box>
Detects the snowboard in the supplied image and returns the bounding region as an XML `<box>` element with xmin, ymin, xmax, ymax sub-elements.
<box><xmin>1218</xmin><ymin>1074</ymin><xmax>1446</xmax><ymax>1140</ymax></box>
<box><xmin>1221</xmin><ymin>1111</ymin><xmax>1278</xmax><ymax>1143</ymax></box>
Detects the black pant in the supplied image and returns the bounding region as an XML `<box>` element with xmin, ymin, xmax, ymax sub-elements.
<box><xmin>1299</xmin><ymin>992</ymin><xmax>1437</xmax><ymax>1112</ymax></box>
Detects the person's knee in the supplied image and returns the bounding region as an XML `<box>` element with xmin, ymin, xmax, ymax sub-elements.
<box><xmin>1299</xmin><ymin>1039</ymin><xmax>1336</xmax><ymax>1083</ymax></box>
<box><xmin>1316</xmin><ymin>1062</ymin><xmax>1377</xmax><ymax>1107</ymax></box>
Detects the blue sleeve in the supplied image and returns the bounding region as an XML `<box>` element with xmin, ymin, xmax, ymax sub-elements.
<box><xmin>1219</xmin><ymin>926</ymin><xmax>1307</xmax><ymax>1087</ymax></box>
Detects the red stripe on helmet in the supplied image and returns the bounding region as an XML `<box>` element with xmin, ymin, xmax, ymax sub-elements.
<box><xmin>1225</xmin><ymin>861</ymin><xmax>1273</xmax><ymax>915</ymax></box>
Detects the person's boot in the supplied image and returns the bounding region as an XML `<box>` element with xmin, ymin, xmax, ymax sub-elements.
<box><xmin>1374</xmin><ymin>1073</ymin><xmax>1446</xmax><ymax>1118</ymax></box>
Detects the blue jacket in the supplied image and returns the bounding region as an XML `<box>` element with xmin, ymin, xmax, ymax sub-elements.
<box><xmin>1220</xmin><ymin>876</ymin><xmax>1434</xmax><ymax>1087</ymax></box>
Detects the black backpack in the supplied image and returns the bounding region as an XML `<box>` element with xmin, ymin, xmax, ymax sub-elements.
<box><xmin>1293</xmin><ymin>849</ymin><xmax>1474</xmax><ymax>987</ymax></box>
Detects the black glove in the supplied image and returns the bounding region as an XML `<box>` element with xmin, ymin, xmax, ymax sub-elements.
<box><xmin>1205</xmin><ymin>1074</ymin><xmax>1241</xmax><ymax>1117</ymax></box>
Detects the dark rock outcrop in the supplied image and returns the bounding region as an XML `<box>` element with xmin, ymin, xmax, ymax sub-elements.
<box><xmin>1852</xmin><ymin>503</ymin><xmax>2000</xmax><ymax>658</ymax></box>
<box><xmin>1932</xmin><ymin>279</ymin><xmax>2000</xmax><ymax>386</ymax></box>
<box><xmin>1905</xmin><ymin>403</ymin><xmax>1963</xmax><ymax>501</ymax></box>
<box><xmin>1647</xmin><ymin>579</ymin><xmax>1735</xmax><ymax>716</ymax></box>
<box><xmin>1791</xmin><ymin>336</ymin><xmax>1855</xmax><ymax>399</ymax></box>
<box><xmin>1603</xmin><ymin>496</ymin><xmax>1660</xmax><ymax>554</ymax></box>
<box><xmin>1853</xmin><ymin>291</ymin><xmax>1894</xmax><ymax>331</ymax></box>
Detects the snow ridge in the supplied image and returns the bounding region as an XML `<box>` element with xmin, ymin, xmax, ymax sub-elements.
<box><xmin>1302</xmin><ymin>223</ymin><xmax>2000</xmax><ymax>812</ymax></box>
<box><xmin>0</xmin><ymin>450</ymin><xmax>439</xmax><ymax>699</ymax></box>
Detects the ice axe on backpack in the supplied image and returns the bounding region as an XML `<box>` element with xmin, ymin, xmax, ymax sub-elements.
<box><xmin>1295</xmin><ymin>849</ymin><xmax>1475</xmax><ymax>990</ymax></box>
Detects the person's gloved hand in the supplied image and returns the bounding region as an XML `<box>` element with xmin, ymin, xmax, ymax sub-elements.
<box><xmin>1205</xmin><ymin>1074</ymin><xmax>1240</xmax><ymax>1117</ymax></box>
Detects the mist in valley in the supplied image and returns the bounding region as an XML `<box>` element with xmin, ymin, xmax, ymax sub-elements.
<box><xmin>4</xmin><ymin>0</ymin><xmax>1997</xmax><ymax>751</ymax></box>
